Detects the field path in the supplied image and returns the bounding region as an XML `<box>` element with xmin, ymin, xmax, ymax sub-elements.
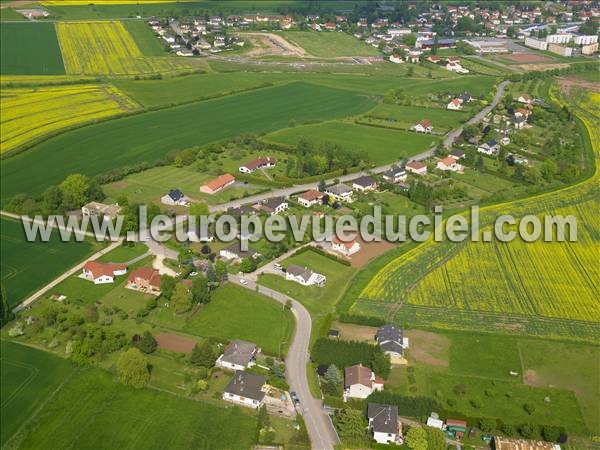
<box><xmin>229</xmin><ymin>274</ymin><xmax>340</xmax><ymax>450</ymax></box>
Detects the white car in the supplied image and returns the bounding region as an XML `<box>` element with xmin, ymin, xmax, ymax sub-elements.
<box><xmin>239</xmin><ymin>278</ymin><xmax>248</xmax><ymax>286</ymax></box>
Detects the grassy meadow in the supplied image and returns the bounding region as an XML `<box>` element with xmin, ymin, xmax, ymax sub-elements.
<box><xmin>264</xmin><ymin>120</ymin><xmax>437</xmax><ymax>165</ymax></box>
<box><xmin>1</xmin><ymin>82</ymin><xmax>376</xmax><ymax>201</ymax></box>
<box><xmin>0</xmin><ymin>23</ymin><xmax>65</xmax><ymax>75</ymax></box>
<box><xmin>280</xmin><ymin>30</ymin><xmax>379</xmax><ymax>57</ymax></box>
<box><xmin>123</xmin><ymin>20</ymin><xmax>166</xmax><ymax>56</ymax></box>
<box><xmin>0</xmin><ymin>217</ymin><xmax>101</xmax><ymax>308</ymax></box>
<box><xmin>366</xmin><ymin>103</ymin><xmax>470</xmax><ymax>132</ymax></box>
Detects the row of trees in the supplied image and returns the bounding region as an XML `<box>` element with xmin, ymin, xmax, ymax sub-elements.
<box><xmin>311</xmin><ymin>338</ymin><xmax>391</xmax><ymax>379</ymax></box>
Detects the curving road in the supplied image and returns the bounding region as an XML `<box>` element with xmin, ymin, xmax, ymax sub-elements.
<box><xmin>229</xmin><ymin>275</ymin><xmax>340</xmax><ymax>450</ymax></box>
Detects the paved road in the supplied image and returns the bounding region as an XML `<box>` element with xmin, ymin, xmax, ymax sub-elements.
<box><xmin>229</xmin><ymin>275</ymin><xmax>340</xmax><ymax>450</ymax></box>
<box><xmin>12</xmin><ymin>239</ymin><xmax>124</xmax><ymax>313</ymax></box>
<box><xmin>443</xmin><ymin>79</ymin><xmax>510</xmax><ymax>149</ymax></box>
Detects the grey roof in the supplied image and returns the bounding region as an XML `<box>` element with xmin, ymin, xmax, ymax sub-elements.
<box><xmin>262</xmin><ymin>196</ymin><xmax>287</xmax><ymax>212</ymax></box>
<box><xmin>223</xmin><ymin>241</ymin><xmax>257</xmax><ymax>258</ymax></box>
<box><xmin>375</xmin><ymin>324</ymin><xmax>403</xmax><ymax>343</ymax></box>
<box><xmin>326</xmin><ymin>183</ymin><xmax>352</xmax><ymax>195</ymax></box>
<box><xmin>227</xmin><ymin>205</ymin><xmax>256</xmax><ymax>217</ymax></box>
<box><xmin>352</xmin><ymin>175</ymin><xmax>376</xmax><ymax>188</ymax></box>
<box><xmin>450</xmin><ymin>150</ymin><xmax>465</xmax><ymax>157</ymax></box>
<box><xmin>286</xmin><ymin>264</ymin><xmax>313</xmax><ymax>282</ymax></box>
<box><xmin>167</xmin><ymin>189</ymin><xmax>184</xmax><ymax>201</ymax></box>
<box><xmin>224</xmin><ymin>371</ymin><xmax>266</xmax><ymax>402</ymax></box>
<box><xmin>368</xmin><ymin>403</ymin><xmax>399</xmax><ymax>434</ymax></box>
<box><xmin>383</xmin><ymin>166</ymin><xmax>405</xmax><ymax>178</ymax></box>
<box><xmin>380</xmin><ymin>340</ymin><xmax>404</xmax><ymax>354</ymax></box>
<box><xmin>221</xmin><ymin>340</ymin><xmax>257</xmax><ymax>367</ymax></box>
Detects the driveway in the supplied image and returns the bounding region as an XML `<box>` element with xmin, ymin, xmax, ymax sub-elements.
<box><xmin>229</xmin><ymin>275</ymin><xmax>339</xmax><ymax>450</ymax></box>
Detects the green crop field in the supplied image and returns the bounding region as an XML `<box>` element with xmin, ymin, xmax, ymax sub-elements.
<box><xmin>0</xmin><ymin>7</ymin><xmax>27</xmax><ymax>21</ymax></box>
<box><xmin>181</xmin><ymin>283</ymin><xmax>294</xmax><ymax>356</ymax></box>
<box><xmin>1</xmin><ymin>82</ymin><xmax>376</xmax><ymax>201</ymax></box>
<box><xmin>0</xmin><ymin>217</ymin><xmax>101</xmax><ymax>308</ymax></box>
<box><xmin>264</xmin><ymin>121</ymin><xmax>437</xmax><ymax>165</ymax></box>
<box><xmin>3</xmin><ymin>354</ymin><xmax>257</xmax><ymax>449</ymax></box>
<box><xmin>280</xmin><ymin>30</ymin><xmax>379</xmax><ymax>57</ymax></box>
<box><xmin>366</xmin><ymin>104</ymin><xmax>470</xmax><ymax>132</ymax></box>
<box><xmin>0</xmin><ymin>23</ymin><xmax>65</xmax><ymax>75</ymax></box>
<box><xmin>123</xmin><ymin>20</ymin><xmax>166</xmax><ymax>57</ymax></box>
<box><xmin>1</xmin><ymin>341</ymin><xmax>75</xmax><ymax>447</ymax></box>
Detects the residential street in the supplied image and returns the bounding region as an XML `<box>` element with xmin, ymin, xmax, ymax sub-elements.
<box><xmin>230</xmin><ymin>275</ymin><xmax>340</xmax><ymax>450</ymax></box>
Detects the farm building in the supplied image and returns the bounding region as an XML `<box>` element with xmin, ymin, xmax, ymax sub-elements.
<box><xmin>344</xmin><ymin>364</ymin><xmax>384</xmax><ymax>401</ymax></box>
<box><xmin>462</xmin><ymin>38</ymin><xmax>508</xmax><ymax>53</ymax></box>
<box><xmin>446</xmin><ymin>419</ymin><xmax>467</xmax><ymax>440</ymax></box>
<box><xmin>82</xmin><ymin>261</ymin><xmax>126</xmax><ymax>284</ymax></box>
<box><xmin>223</xmin><ymin>371</ymin><xmax>267</xmax><ymax>409</ymax></box>
<box><xmin>238</xmin><ymin>157</ymin><xmax>276</xmax><ymax>174</ymax></box>
<box><xmin>285</xmin><ymin>264</ymin><xmax>326</xmax><ymax>287</ymax></box>
<box><xmin>127</xmin><ymin>267</ymin><xmax>161</xmax><ymax>295</ymax></box>
<box><xmin>216</xmin><ymin>340</ymin><xmax>259</xmax><ymax>371</ymax></box>
<box><xmin>368</xmin><ymin>403</ymin><xmax>402</xmax><ymax>445</ymax></box>
<box><xmin>298</xmin><ymin>190</ymin><xmax>324</xmax><ymax>207</ymax></box>
<box><xmin>200</xmin><ymin>173</ymin><xmax>235</xmax><ymax>195</ymax></box>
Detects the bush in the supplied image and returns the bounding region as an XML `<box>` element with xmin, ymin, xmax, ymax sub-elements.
<box><xmin>368</xmin><ymin>391</ymin><xmax>441</xmax><ymax>417</ymax></box>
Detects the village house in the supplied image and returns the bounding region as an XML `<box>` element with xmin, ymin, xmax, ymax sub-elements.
<box><xmin>389</xmin><ymin>53</ymin><xmax>403</xmax><ymax>64</ymax></box>
<box><xmin>427</xmin><ymin>55</ymin><xmax>441</xmax><ymax>63</ymax></box>
<box><xmin>325</xmin><ymin>183</ymin><xmax>353</xmax><ymax>203</ymax></box>
<box><xmin>406</xmin><ymin>49</ymin><xmax>422</xmax><ymax>63</ymax></box>
<box><xmin>127</xmin><ymin>267</ymin><xmax>161</xmax><ymax>295</ymax></box>
<box><xmin>458</xmin><ymin>91</ymin><xmax>473</xmax><ymax>103</ymax></box>
<box><xmin>449</xmin><ymin>149</ymin><xmax>465</xmax><ymax>160</ymax></box>
<box><xmin>515</xmin><ymin>108</ymin><xmax>531</xmax><ymax>119</ymax></box>
<box><xmin>81</xmin><ymin>261</ymin><xmax>127</xmax><ymax>284</ymax></box>
<box><xmin>344</xmin><ymin>364</ymin><xmax>384</xmax><ymax>401</ymax></box>
<box><xmin>436</xmin><ymin>156</ymin><xmax>463</xmax><ymax>172</ymax></box>
<box><xmin>352</xmin><ymin>175</ymin><xmax>378</xmax><ymax>192</ymax></box>
<box><xmin>405</xmin><ymin>160</ymin><xmax>428</xmax><ymax>175</ymax></box>
<box><xmin>216</xmin><ymin>340</ymin><xmax>258</xmax><ymax>371</ymax></box>
<box><xmin>285</xmin><ymin>264</ymin><xmax>326</xmax><ymax>287</ymax></box>
<box><xmin>447</xmin><ymin>98</ymin><xmax>463</xmax><ymax>110</ymax></box>
<box><xmin>256</xmin><ymin>197</ymin><xmax>288</xmax><ymax>215</ymax></box>
<box><xmin>477</xmin><ymin>139</ymin><xmax>500</xmax><ymax>156</ymax></box>
<box><xmin>382</xmin><ymin>166</ymin><xmax>407</xmax><ymax>183</ymax></box>
<box><xmin>219</xmin><ymin>241</ymin><xmax>259</xmax><ymax>261</ymax></box>
<box><xmin>161</xmin><ymin>189</ymin><xmax>189</xmax><ymax>206</ymax></box>
<box><xmin>368</xmin><ymin>403</ymin><xmax>402</xmax><ymax>445</ymax></box>
<box><xmin>81</xmin><ymin>202</ymin><xmax>121</xmax><ymax>220</ymax></box>
<box><xmin>223</xmin><ymin>371</ymin><xmax>267</xmax><ymax>409</ymax></box>
<box><xmin>298</xmin><ymin>189</ymin><xmax>324</xmax><ymax>208</ymax></box>
<box><xmin>331</xmin><ymin>235</ymin><xmax>361</xmax><ymax>257</ymax></box>
<box><xmin>412</xmin><ymin>119</ymin><xmax>432</xmax><ymax>133</ymax></box>
<box><xmin>200</xmin><ymin>173</ymin><xmax>235</xmax><ymax>195</ymax></box>
<box><xmin>517</xmin><ymin>93</ymin><xmax>532</xmax><ymax>105</ymax></box>
<box><xmin>238</xmin><ymin>157</ymin><xmax>276</xmax><ymax>174</ymax></box>
<box><xmin>511</xmin><ymin>115</ymin><xmax>527</xmax><ymax>129</ymax></box>
<box><xmin>375</xmin><ymin>324</ymin><xmax>409</xmax><ymax>364</ymax></box>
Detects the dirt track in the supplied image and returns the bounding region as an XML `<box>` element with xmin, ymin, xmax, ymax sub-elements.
<box><xmin>239</xmin><ymin>32</ymin><xmax>306</xmax><ymax>57</ymax></box>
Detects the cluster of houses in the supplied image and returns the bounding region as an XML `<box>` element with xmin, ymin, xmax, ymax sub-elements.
<box><xmin>81</xmin><ymin>261</ymin><xmax>162</xmax><ymax>295</ymax></box>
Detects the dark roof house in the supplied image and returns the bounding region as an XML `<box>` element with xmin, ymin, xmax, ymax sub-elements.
<box><xmin>223</xmin><ymin>371</ymin><xmax>266</xmax><ymax>402</ymax></box>
<box><xmin>368</xmin><ymin>403</ymin><xmax>399</xmax><ymax>435</ymax></box>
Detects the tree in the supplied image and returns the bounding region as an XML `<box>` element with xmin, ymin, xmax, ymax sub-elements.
<box><xmin>519</xmin><ymin>423</ymin><xmax>535</xmax><ymax>438</ymax></box>
<box><xmin>135</xmin><ymin>331</ymin><xmax>157</xmax><ymax>354</ymax></box>
<box><xmin>189</xmin><ymin>340</ymin><xmax>217</xmax><ymax>368</ymax></box>
<box><xmin>334</xmin><ymin>409</ymin><xmax>367</xmax><ymax>442</ymax></box>
<box><xmin>191</xmin><ymin>275</ymin><xmax>211</xmax><ymax>304</ymax></box>
<box><xmin>117</xmin><ymin>348</ymin><xmax>149</xmax><ymax>388</ymax></box>
<box><xmin>160</xmin><ymin>276</ymin><xmax>176</xmax><ymax>300</ymax></box>
<box><xmin>59</xmin><ymin>174</ymin><xmax>90</xmax><ymax>210</ymax></box>
<box><xmin>402</xmin><ymin>33</ymin><xmax>417</xmax><ymax>47</ymax></box>
<box><xmin>542</xmin><ymin>426</ymin><xmax>561</xmax><ymax>442</ymax></box>
<box><xmin>425</xmin><ymin>426</ymin><xmax>446</xmax><ymax>450</ymax></box>
<box><xmin>42</xmin><ymin>185</ymin><xmax>63</xmax><ymax>214</ymax></box>
<box><xmin>322</xmin><ymin>364</ymin><xmax>343</xmax><ymax>396</ymax></box>
<box><xmin>479</xmin><ymin>418</ymin><xmax>496</xmax><ymax>432</ymax></box>
<box><xmin>523</xmin><ymin>403</ymin><xmax>536</xmax><ymax>415</ymax></box>
<box><xmin>540</xmin><ymin>159</ymin><xmax>558</xmax><ymax>181</ymax></box>
<box><xmin>239</xmin><ymin>257</ymin><xmax>257</xmax><ymax>273</ymax></box>
<box><xmin>405</xmin><ymin>427</ymin><xmax>428</xmax><ymax>450</ymax></box>
<box><xmin>318</xmin><ymin>179</ymin><xmax>327</xmax><ymax>192</ymax></box>
<box><xmin>171</xmin><ymin>283</ymin><xmax>193</xmax><ymax>313</ymax></box>
<box><xmin>215</xmin><ymin>260</ymin><xmax>228</xmax><ymax>282</ymax></box>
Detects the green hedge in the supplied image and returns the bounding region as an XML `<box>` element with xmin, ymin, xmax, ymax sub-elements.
<box><xmin>312</xmin><ymin>338</ymin><xmax>390</xmax><ymax>378</ymax></box>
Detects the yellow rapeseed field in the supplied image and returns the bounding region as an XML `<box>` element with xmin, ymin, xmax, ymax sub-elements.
<box><xmin>361</xmin><ymin>86</ymin><xmax>600</xmax><ymax>323</ymax></box>
<box><xmin>56</xmin><ymin>21</ymin><xmax>191</xmax><ymax>75</ymax></box>
<box><xmin>1</xmin><ymin>83</ymin><xmax>139</xmax><ymax>154</ymax></box>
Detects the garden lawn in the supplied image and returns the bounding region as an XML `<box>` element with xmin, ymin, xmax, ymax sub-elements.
<box><xmin>183</xmin><ymin>283</ymin><xmax>294</xmax><ymax>356</ymax></box>
<box><xmin>96</xmin><ymin>243</ymin><xmax>148</xmax><ymax>264</ymax></box>
<box><xmin>264</xmin><ymin>121</ymin><xmax>437</xmax><ymax>165</ymax></box>
<box><xmin>11</xmin><ymin>366</ymin><xmax>257</xmax><ymax>449</ymax></box>
<box><xmin>367</xmin><ymin>104</ymin><xmax>470</xmax><ymax>132</ymax></box>
<box><xmin>0</xmin><ymin>23</ymin><xmax>65</xmax><ymax>75</ymax></box>
<box><xmin>0</xmin><ymin>217</ymin><xmax>101</xmax><ymax>308</ymax></box>
<box><xmin>279</xmin><ymin>31</ymin><xmax>379</xmax><ymax>57</ymax></box>
<box><xmin>1</xmin><ymin>82</ymin><xmax>376</xmax><ymax>201</ymax></box>
<box><xmin>0</xmin><ymin>341</ymin><xmax>75</xmax><ymax>447</ymax></box>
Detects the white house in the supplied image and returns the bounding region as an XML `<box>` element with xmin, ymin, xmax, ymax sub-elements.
<box><xmin>161</xmin><ymin>189</ymin><xmax>188</xmax><ymax>206</ymax></box>
<box><xmin>477</xmin><ymin>139</ymin><xmax>500</xmax><ymax>156</ymax></box>
<box><xmin>223</xmin><ymin>371</ymin><xmax>267</xmax><ymax>409</ymax></box>
<box><xmin>389</xmin><ymin>54</ymin><xmax>403</xmax><ymax>64</ymax></box>
<box><xmin>447</xmin><ymin>98</ymin><xmax>463</xmax><ymax>110</ymax></box>
<box><xmin>405</xmin><ymin>160</ymin><xmax>427</xmax><ymax>175</ymax></box>
<box><xmin>219</xmin><ymin>241</ymin><xmax>259</xmax><ymax>261</ymax></box>
<box><xmin>368</xmin><ymin>403</ymin><xmax>402</xmax><ymax>445</ymax></box>
<box><xmin>285</xmin><ymin>264</ymin><xmax>326</xmax><ymax>287</ymax></box>
<box><xmin>257</xmin><ymin>197</ymin><xmax>288</xmax><ymax>215</ymax></box>
<box><xmin>344</xmin><ymin>364</ymin><xmax>384</xmax><ymax>401</ymax></box>
<box><xmin>332</xmin><ymin>235</ymin><xmax>361</xmax><ymax>256</ymax></box>
<box><xmin>375</xmin><ymin>325</ymin><xmax>409</xmax><ymax>364</ymax></box>
<box><xmin>352</xmin><ymin>175</ymin><xmax>378</xmax><ymax>192</ymax></box>
<box><xmin>517</xmin><ymin>94</ymin><xmax>532</xmax><ymax>104</ymax></box>
<box><xmin>298</xmin><ymin>189</ymin><xmax>324</xmax><ymax>207</ymax></box>
<box><xmin>412</xmin><ymin>119</ymin><xmax>432</xmax><ymax>133</ymax></box>
<box><xmin>449</xmin><ymin>150</ymin><xmax>465</xmax><ymax>160</ymax></box>
<box><xmin>82</xmin><ymin>261</ymin><xmax>127</xmax><ymax>284</ymax></box>
<box><xmin>238</xmin><ymin>157</ymin><xmax>276</xmax><ymax>174</ymax></box>
<box><xmin>382</xmin><ymin>166</ymin><xmax>407</xmax><ymax>183</ymax></box>
<box><xmin>436</xmin><ymin>156</ymin><xmax>463</xmax><ymax>172</ymax></box>
<box><xmin>325</xmin><ymin>183</ymin><xmax>353</xmax><ymax>203</ymax></box>
<box><xmin>216</xmin><ymin>340</ymin><xmax>258</xmax><ymax>371</ymax></box>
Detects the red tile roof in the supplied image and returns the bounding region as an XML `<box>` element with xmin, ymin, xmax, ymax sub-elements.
<box><xmin>333</xmin><ymin>235</ymin><xmax>357</xmax><ymax>249</ymax></box>
<box><xmin>406</xmin><ymin>160</ymin><xmax>426</xmax><ymax>170</ymax></box>
<box><xmin>419</xmin><ymin>119</ymin><xmax>431</xmax><ymax>128</ymax></box>
<box><xmin>83</xmin><ymin>261</ymin><xmax>126</xmax><ymax>279</ymax></box>
<box><xmin>439</xmin><ymin>156</ymin><xmax>456</xmax><ymax>166</ymax></box>
<box><xmin>128</xmin><ymin>267</ymin><xmax>161</xmax><ymax>288</ymax></box>
<box><xmin>242</xmin><ymin>157</ymin><xmax>276</xmax><ymax>171</ymax></box>
<box><xmin>451</xmin><ymin>98</ymin><xmax>462</xmax><ymax>106</ymax></box>
<box><xmin>203</xmin><ymin>173</ymin><xmax>235</xmax><ymax>192</ymax></box>
<box><xmin>299</xmin><ymin>189</ymin><xmax>324</xmax><ymax>201</ymax></box>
